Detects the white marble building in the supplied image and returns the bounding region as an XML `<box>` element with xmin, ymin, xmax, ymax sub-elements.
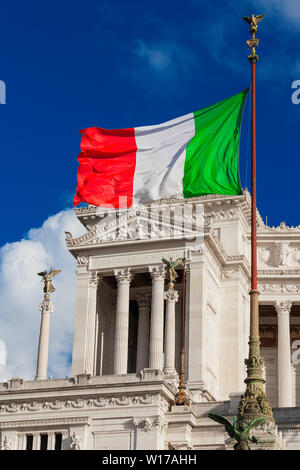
<box><xmin>0</xmin><ymin>190</ymin><xmax>300</xmax><ymax>450</ymax></box>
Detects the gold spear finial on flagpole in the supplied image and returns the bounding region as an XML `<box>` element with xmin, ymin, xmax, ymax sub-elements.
<box><xmin>243</xmin><ymin>14</ymin><xmax>264</xmax><ymax>61</ymax></box>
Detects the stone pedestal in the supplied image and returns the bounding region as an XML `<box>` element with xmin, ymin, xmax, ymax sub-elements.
<box><xmin>167</xmin><ymin>405</ymin><xmax>194</xmax><ymax>450</ymax></box>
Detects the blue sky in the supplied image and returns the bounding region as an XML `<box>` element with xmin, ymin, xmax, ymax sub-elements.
<box><xmin>0</xmin><ymin>0</ymin><xmax>299</xmax><ymax>379</ymax></box>
<box><xmin>0</xmin><ymin>0</ymin><xmax>300</xmax><ymax>244</ymax></box>
<box><xmin>0</xmin><ymin>0</ymin><xmax>300</xmax><ymax>245</ymax></box>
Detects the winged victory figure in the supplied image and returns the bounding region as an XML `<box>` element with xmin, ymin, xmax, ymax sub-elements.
<box><xmin>161</xmin><ymin>257</ymin><xmax>183</xmax><ymax>285</ymax></box>
<box><xmin>208</xmin><ymin>413</ymin><xmax>265</xmax><ymax>450</ymax></box>
<box><xmin>37</xmin><ymin>267</ymin><xmax>61</xmax><ymax>294</ymax></box>
<box><xmin>243</xmin><ymin>14</ymin><xmax>265</xmax><ymax>37</ymax></box>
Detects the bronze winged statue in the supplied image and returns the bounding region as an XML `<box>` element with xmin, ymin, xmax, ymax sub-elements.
<box><xmin>37</xmin><ymin>267</ymin><xmax>61</xmax><ymax>294</ymax></box>
<box><xmin>208</xmin><ymin>413</ymin><xmax>265</xmax><ymax>450</ymax></box>
<box><xmin>243</xmin><ymin>14</ymin><xmax>264</xmax><ymax>37</ymax></box>
<box><xmin>162</xmin><ymin>257</ymin><xmax>183</xmax><ymax>285</ymax></box>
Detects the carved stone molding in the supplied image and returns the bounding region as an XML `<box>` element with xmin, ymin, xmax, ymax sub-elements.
<box><xmin>1</xmin><ymin>436</ymin><xmax>11</xmax><ymax>450</ymax></box>
<box><xmin>221</xmin><ymin>269</ymin><xmax>240</xmax><ymax>280</ymax></box>
<box><xmin>258</xmin><ymin>283</ymin><xmax>300</xmax><ymax>294</ymax></box>
<box><xmin>77</xmin><ymin>256</ymin><xmax>89</xmax><ymax>265</ymax></box>
<box><xmin>264</xmin><ymin>221</ymin><xmax>300</xmax><ymax>233</ymax></box>
<box><xmin>0</xmin><ymin>416</ymin><xmax>90</xmax><ymax>428</ymax></box>
<box><xmin>70</xmin><ymin>432</ymin><xmax>80</xmax><ymax>450</ymax></box>
<box><xmin>258</xmin><ymin>242</ymin><xmax>300</xmax><ymax>268</ymax></box>
<box><xmin>0</xmin><ymin>393</ymin><xmax>170</xmax><ymax>414</ymax></box>
<box><xmin>133</xmin><ymin>416</ymin><xmax>168</xmax><ymax>433</ymax></box>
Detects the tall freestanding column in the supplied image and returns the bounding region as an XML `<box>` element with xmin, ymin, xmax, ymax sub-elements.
<box><xmin>149</xmin><ymin>265</ymin><xmax>165</xmax><ymax>370</ymax></box>
<box><xmin>164</xmin><ymin>287</ymin><xmax>179</xmax><ymax>377</ymax></box>
<box><xmin>136</xmin><ymin>294</ymin><xmax>151</xmax><ymax>373</ymax></box>
<box><xmin>113</xmin><ymin>268</ymin><xmax>132</xmax><ymax>375</ymax></box>
<box><xmin>275</xmin><ymin>300</ymin><xmax>293</xmax><ymax>407</ymax></box>
<box><xmin>35</xmin><ymin>294</ymin><xmax>54</xmax><ymax>380</ymax></box>
<box><xmin>35</xmin><ymin>268</ymin><xmax>61</xmax><ymax>381</ymax></box>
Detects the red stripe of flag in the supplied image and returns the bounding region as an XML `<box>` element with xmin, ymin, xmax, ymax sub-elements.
<box><xmin>73</xmin><ymin>127</ymin><xmax>137</xmax><ymax>208</ymax></box>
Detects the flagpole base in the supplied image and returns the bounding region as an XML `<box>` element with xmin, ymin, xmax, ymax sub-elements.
<box><xmin>237</xmin><ymin>334</ymin><xmax>274</xmax><ymax>424</ymax></box>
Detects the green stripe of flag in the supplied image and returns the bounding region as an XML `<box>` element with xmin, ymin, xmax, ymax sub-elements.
<box><xmin>183</xmin><ymin>88</ymin><xmax>249</xmax><ymax>198</ymax></box>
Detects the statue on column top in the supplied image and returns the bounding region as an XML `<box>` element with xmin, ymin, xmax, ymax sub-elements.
<box><xmin>162</xmin><ymin>257</ymin><xmax>183</xmax><ymax>287</ymax></box>
<box><xmin>37</xmin><ymin>267</ymin><xmax>61</xmax><ymax>294</ymax></box>
<box><xmin>243</xmin><ymin>14</ymin><xmax>264</xmax><ymax>37</ymax></box>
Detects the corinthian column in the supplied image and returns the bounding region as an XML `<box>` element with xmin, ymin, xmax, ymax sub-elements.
<box><xmin>164</xmin><ymin>287</ymin><xmax>179</xmax><ymax>377</ymax></box>
<box><xmin>149</xmin><ymin>266</ymin><xmax>165</xmax><ymax>370</ymax></box>
<box><xmin>113</xmin><ymin>268</ymin><xmax>132</xmax><ymax>375</ymax></box>
<box><xmin>84</xmin><ymin>272</ymin><xmax>99</xmax><ymax>375</ymax></box>
<box><xmin>275</xmin><ymin>300</ymin><xmax>293</xmax><ymax>407</ymax></box>
<box><xmin>136</xmin><ymin>294</ymin><xmax>151</xmax><ymax>373</ymax></box>
<box><xmin>35</xmin><ymin>295</ymin><xmax>54</xmax><ymax>380</ymax></box>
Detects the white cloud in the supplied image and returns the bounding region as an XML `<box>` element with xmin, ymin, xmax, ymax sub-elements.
<box><xmin>133</xmin><ymin>40</ymin><xmax>172</xmax><ymax>72</ymax></box>
<box><xmin>131</xmin><ymin>39</ymin><xmax>199</xmax><ymax>79</ymax></box>
<box><xmin>0</xmin><ymin>209</ymin><xmax>85</xmax><ymax>381</ymax></box>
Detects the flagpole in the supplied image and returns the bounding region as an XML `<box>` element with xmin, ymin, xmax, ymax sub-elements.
<box><xmin>237</xmin><ymin>14</ymin><xmax>274</xmax><ymax>424</ymax></box>
<box><xmin>175</xmin><ymin>254</ymin><xmax>190</xmax><ymax>406</ymax></box>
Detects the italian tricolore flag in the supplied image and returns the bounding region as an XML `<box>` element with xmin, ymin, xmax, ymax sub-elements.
<box><xmin>73</xmin><ymin>89</ymin><xmax>249</xmax><ymax>208</ymax></box>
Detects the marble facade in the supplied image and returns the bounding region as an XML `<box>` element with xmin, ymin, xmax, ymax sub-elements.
<box><xmin>1</xmin><ymin>190</ymin><xmax>300</xmax><ymax>450</ymax></box>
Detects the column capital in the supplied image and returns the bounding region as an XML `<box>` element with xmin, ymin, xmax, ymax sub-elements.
<box><xmin>275</xmin><ymin>300</ymin><xmax>293</xmax><ymax>316</ymax></box>
<box><xmin>39</xmin><ymin>298</ymin><xmax>54</xmax><ymax>314</ymax></box>
<box><xmin>135</xmin><ymin>293</ymin><xmax>151</xmax><ymax>309</ymax></box>
<box><xmin>89</xmin><ymin>271</ymin><xmax>100</xmax><ymax>287</ymax></box>
<box><xmin>114</xmin><ymin>268</ymin><xmax>132</xmax><ymax>285</ymax></box>
<box><xmin>164</xmin><ymin>288</ymin><xmax>179</xmax><ymax>302</ymax></box>
<box><xmin>149</xmin><ymin>265</ymin><xmax>165</xmax><ymax>281</ymax></box>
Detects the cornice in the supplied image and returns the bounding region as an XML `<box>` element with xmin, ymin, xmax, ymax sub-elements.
<box><xmin>261</xmin><ymin>221</ymin><xmax>300</xmax><ymax>233</ymax></box>
<box><xmin>0</xmin><ymin>416</ymin><xmax>91</xmax><ymax>428</ymax></box>
<box><xmin>205</xmin><ymin>230</ymin><xmax>250</xmax><ymax>281</ymax></box>
<box><xmin>0</xmin><ymin>393</ymin><xmax>170</xmax><ymax>415</ymax></box>
<box><xmin>258</xmin><ymin>270</ymin><xmax>300</xmax><ymax>278</ymax></box>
